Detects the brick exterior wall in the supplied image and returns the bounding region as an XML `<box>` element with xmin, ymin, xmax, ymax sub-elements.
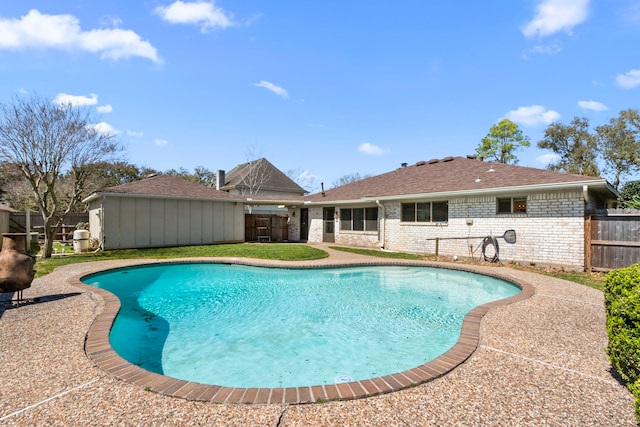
<box><xmin>299</xmin><ymin>190</ymin><xmax>587</xmax><ymax>269</ymax></box>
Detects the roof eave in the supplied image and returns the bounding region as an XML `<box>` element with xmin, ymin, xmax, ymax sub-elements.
<box><xmin>83</xmin><ymin>192</ymin><xmax>244</xmax><ymax>203</ymax></box>
<box><xmin>303</xmin><ymin>179</ymin><xmax>617</xmax><ymax>205</ymax></box>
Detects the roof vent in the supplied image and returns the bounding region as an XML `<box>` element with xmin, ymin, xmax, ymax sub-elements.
<box><xmin>427</xmin><ymin>159</ymin><xmax>438</xmax><ymax>164</ymax></box>
<box><xmin>401</xmin><ymin>162</ymin><xmax>408</xmax><ymax>168</ymax></box>
<box><xmin>442</xmin><ymin>156</ymin><xmax>454</xmax><ymax>162</ymax></box>
<box><xmin>415</xmin><ymin>160</ymin><xmax>426</xmax><ymax>166</ymax></box>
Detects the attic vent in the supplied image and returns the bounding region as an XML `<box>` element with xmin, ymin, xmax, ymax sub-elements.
<box><xmin>442</xmin><ymin>157</ymin><xmax>454</xmax><ymax>162</ymax></box>
<box><xmin>427</xmin><ymin>159</ymin><xmax>439</xmax><ymax>164</ymax></box>
<box><xmin>415</xmin><ymin>160</ymin><xmax>427</xmax><ymax>166</ymax></box>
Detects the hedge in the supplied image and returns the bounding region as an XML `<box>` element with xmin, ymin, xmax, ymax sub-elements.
<box><xmin>605</xmin><ymin>263</ymin><xmax>640</xmax><ymax>422</ymax></box>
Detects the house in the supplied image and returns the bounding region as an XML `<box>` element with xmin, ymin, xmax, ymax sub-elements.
<box><xmin>84</xmin><ymin>174</ymin><xmax>245</xmax><ymax>250</ymax></box>
<box><xmin>285</xmin><ymin>156</ymin><xmax>618</xmax><ymax>270</ymax></box>
<box><xmin>216</xmin><ymin>158</ymin><xmax>306</xmax><ymax>215</ymax></box>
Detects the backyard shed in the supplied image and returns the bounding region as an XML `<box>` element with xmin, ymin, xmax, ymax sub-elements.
<box><xmin>83</xmin><ymin>175</ymin><xmax>245</xmax><ymax>250</ymax></box>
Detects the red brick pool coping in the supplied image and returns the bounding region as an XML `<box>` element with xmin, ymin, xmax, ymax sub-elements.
<box><xmin>70</xmin><ymin>260</ymin><xmax>534</xmax><ymax>405</ymax></box>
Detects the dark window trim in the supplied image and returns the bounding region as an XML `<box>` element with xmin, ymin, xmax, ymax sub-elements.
<box><xmin>340</xmin><ymin>207</ymin><xmax>378</xmax><ymax>232</ymax></box>
<box><xmin>401</xmin><ymin>201</ymin><xmax>448</xmax><ymax>223</ymax></box>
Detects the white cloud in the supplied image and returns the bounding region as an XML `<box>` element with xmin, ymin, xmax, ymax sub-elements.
<box><xmin>91</xmin><ymin>121</ymin><xmax>119</xmax><ymax>135</ymax></box>
<box><xmin>616</xmin><ymin>69</ymin><xmax>640</xmax><ymax>89</ymax></box>
<box><xmin>577</xmin><ymin>100</ymin><xmax>607</xmax><ymax>111</ymax></box>
<box><xmin>522</xmin><ymin>0</ymin><xmax>590</xmax><ymax>38</ymax></box>
<box><xmin>96</xmin><ymin>104</ymin><xmax>113</xmax><ymax>113</ymax></box>
<box><xmin>0</xmin><ymin>9</ymin><xmax>161</xmax><ymax>63</ymax></box>
<box><xmin>530</xmin><ymin>42</ymin><xmax>563</xmax><ymax>55</ymax></box>
<box><xmin>253</xmin><ymin>80</ymin><xmax>289</xmax><ymax>99</ymax></box>
<box><xmin>505</xmin><ymin>105</ymin><xmax>561</xmax><ymax>126</ymax></box>
<box><xmin>155</xmin><ymin>139</ymin><xmax>169</xmax><ymax>146</ymax></box>
<box><xmin>155</xmin><ymin>1</ymin><xmax>234</xmax><ymax>32</ymax></box>
<box><xmin>358</xmin><ymin>142</ymin><xmax>386</xmax><ymax>156</ymax></box>
<box><xmin>537</xmin><ymin>153</ymin><xmax>560</xmax><ymax>165</ymax></box>
<box><xmin>53</xmin><ymin>93</ymin><xmax>98</xmax><ymax>107</ymax></box>
<box><xmin>127</xmin><ymin>130</ymin><xmax>144</xmax><ymax>137</ymax></box>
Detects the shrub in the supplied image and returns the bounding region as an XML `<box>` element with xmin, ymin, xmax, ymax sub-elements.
<box><xmin>605</xmin><ymin>263</ymin><xmax>640</xmax><ymax>421</ymax></box>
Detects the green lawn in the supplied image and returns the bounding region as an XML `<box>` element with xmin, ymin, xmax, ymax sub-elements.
<box><xmin>34</xmin><ymin>243</ymin><xmax>328</xmax><ymax>278</ymax></box>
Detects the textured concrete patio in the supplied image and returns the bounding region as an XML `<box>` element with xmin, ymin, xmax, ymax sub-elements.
<box><xmin>0</xmin><ymin>246</ymin><xmax>635</xmax><ymax>426</ymax></box>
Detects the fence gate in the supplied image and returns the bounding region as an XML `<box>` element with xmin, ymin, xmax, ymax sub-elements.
<box><xmin>586</xmin><ymin>209</ymin><xmax>640</xmax><ymax>272</ymax></box>
<box><xmin>245</xmin><ymin>214</ymin><xmax>289</xmax><ymax>243</ymax></box>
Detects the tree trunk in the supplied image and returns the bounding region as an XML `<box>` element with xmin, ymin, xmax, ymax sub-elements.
<box><xmin>40</xmin><ymin>216</ymin><xmax>58</xmax><ymax>259</ymax></box>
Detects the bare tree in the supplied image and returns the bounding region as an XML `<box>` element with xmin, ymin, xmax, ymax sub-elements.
<box><xmin>238</xmin><ymin>147</ymin><xmax>272</xmax><ymax>196</ymax></box>
<box><xmin>286</xmin><ymin>168</ymin><xmax>317</xmax><ymax>194</ymax></box>
<box><xmin>0</xmin><ymin>95</ymin><xmax>120</xmax><ymax>258</ymax></box>
<box><xmin>331</xmin><ymin>172</ymin><xmax>370</xmax><ymax>188</ymax></box>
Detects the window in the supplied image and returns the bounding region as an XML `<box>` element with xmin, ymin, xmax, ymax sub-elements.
<box><xmin>401</xmin><ymin>202</ymin><xmax>448</xmax><ymax>223</ymax></box>
<box><xmin>497</xmin><ymin>196</ymin><xmax>527</xmax><ymax>214</ymax></box>
<box><xmin>340</xmin><ymin>207</ymin><xmax>378</xmax><ymax>231</ymax></box>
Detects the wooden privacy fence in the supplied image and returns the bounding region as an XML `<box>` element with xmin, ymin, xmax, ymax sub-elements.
<box><xmin>586</xmin><ymin>209</ymin><xmax>640</xmax><ymax>272</ymax></box>
<box><xmin>245</xmin><ymin>214</ymin><xmax>289</xmax><ymax>243</ymax></box>
<box><xmin>9</xmin><ymin>211</ymin><xmax>89</xmax><ymax>243</ymax></box>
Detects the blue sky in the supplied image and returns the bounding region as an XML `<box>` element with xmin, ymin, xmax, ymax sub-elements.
<box><xmin>0</xmin><ymin>0</ymin><xmax>639</xmax><ymax>190</ymax></box>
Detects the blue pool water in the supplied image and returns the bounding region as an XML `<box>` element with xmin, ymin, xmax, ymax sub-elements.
<box><xmin>83</xmin><ymin>263</ymin><xmax>520</xmax><ymax>388</ymax></box>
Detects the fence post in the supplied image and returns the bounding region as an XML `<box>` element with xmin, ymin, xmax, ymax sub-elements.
<box><xmin>435</xmin><ymin>237</ymin><xmax>439</xmax><ymax>257</ymax></box>
<box><xmin>25</xmin><ymin>208</ymin><xmax>31</xmax><ymax>252</ymax></box>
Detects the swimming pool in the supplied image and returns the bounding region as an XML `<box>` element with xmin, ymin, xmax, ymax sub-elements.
<box><xmin>82</xmin><ymin>263</ymin><xmax>521</xmax><ymax>390</ymax></box>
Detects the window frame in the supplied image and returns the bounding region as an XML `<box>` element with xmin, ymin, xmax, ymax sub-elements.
<box><xmin>496</xmin><ymin>196</ymin><xmax>528</xmax><ymax>214</ymax></box>
<box><xmin>401</xmin><ymin>201</ymin><xmax>448</xmax><ymax>223</ymax></box>
<box><xmin>340</xmin><ymin>207</ymin><xmax>379</xmax><ymax>232</ymax></box>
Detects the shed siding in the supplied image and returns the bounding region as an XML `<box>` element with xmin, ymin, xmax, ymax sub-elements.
<box><xmin>90</xmin><ymin>196</ymin><xmax>244</xmax><ymax>250</ymax></box>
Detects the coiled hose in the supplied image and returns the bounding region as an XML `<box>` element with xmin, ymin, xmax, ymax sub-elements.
<box><xmin>481</xmin><ymin>235</ymin><xmax>500</xmax><ymax>263</ymax></box>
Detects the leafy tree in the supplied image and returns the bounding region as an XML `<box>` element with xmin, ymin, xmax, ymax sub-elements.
<box><xmin>88</xmin><ymin>161</ymin><xmax>156</xmax><ymax>192</ymax></box>
<box><xmin>164</xmin><ymin>166</ymin><xmax>217</xmax><ymax>187</ymax></box>
<box><xmin>618</xmin><ymin>180</ymin><xmax>640</xmax><ymax>208</ymax></box>
<box><xmin>0</xmin><ymin>95</ymin><xmax>120</xmax><ymax>258</ymax></box>
<box><xmin>476</xmin><ymin>119</ymin><xmax>531</xmax><ymax>164</ymax></box>
<box><xmin>537</xmin><ymin>117</ymin><xmax>600</xmax><ymax>176</ymax></box>
<box><xmin>596</xmin><ymin>109</ymin><xmax>640</xmax><ymax>190</ymax></box>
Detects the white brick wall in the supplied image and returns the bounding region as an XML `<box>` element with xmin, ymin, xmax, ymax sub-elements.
<box><xmin>301</xmin><ymin>190</ymin><xmax>587</xmax><ymax>269</ymax></box>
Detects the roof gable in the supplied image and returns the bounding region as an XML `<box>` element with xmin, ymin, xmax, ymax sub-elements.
<box><xmin>221</xmin><ymin>158</ymin><xmax>306</xmax><ymax>194</ymax></box>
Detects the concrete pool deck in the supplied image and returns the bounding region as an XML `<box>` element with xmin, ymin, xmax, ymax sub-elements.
<box><xmin>0</xmin><ymin>246</ymin><xmax>635</xmax><ymax>426</ymax></box>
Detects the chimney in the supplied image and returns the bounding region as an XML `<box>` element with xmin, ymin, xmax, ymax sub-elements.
<box><xmin>216</xmin><ymin>170</ymin><xmax>225</xmax><ymax>190</ymax></box>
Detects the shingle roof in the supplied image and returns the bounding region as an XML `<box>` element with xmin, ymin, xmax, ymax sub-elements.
<box><xmin>305</xmin><ymin>156</ymin><xmax>615</xmax><ymax>202</ymax></box>
<box><xmin>221</xmin><ymin>158</ymin><xmax>306</xmax><ymax>194</ymax></box>
<box><xmin>84</xmin><ymin>174</ymin><xmax>241</xmax><ymax>202</ymax></box>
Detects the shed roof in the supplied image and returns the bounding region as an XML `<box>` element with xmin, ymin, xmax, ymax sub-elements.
<box><xmin>83</xmin><ymin>174</ymin><xmax>242</xmax><ymax>203</ymax></box>
<box><xmin>305</xmin><ymin>156</ymin><xmax>617</xmax><ymax>204</ymax></box>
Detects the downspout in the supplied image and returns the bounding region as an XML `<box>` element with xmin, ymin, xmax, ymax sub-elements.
<box><xmin>582</xmin><ymin>184</ymin><xmax>590</xmax><ymax>204</ymax></box>
<box><xmin>99</xmin><ymin>197</ymin><xmax>105</xmax><ymax>251</ymax></box>
<box><xmin>376</xmin><ymin>200</ymin><xmax>385</xmax><ymax>249</ymax></box>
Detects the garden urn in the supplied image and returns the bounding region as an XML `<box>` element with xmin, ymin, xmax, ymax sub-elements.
<box><xmin>0</xmin><ymin>233</ymin><xmax>35</xmax><ymax>293</ymax></box>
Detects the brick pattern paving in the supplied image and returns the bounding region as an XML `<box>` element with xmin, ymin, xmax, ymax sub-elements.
<box><xmin>72</xmin><ymin>260</ymin><xmax>534</xmax><ymax>404</ymax></box>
